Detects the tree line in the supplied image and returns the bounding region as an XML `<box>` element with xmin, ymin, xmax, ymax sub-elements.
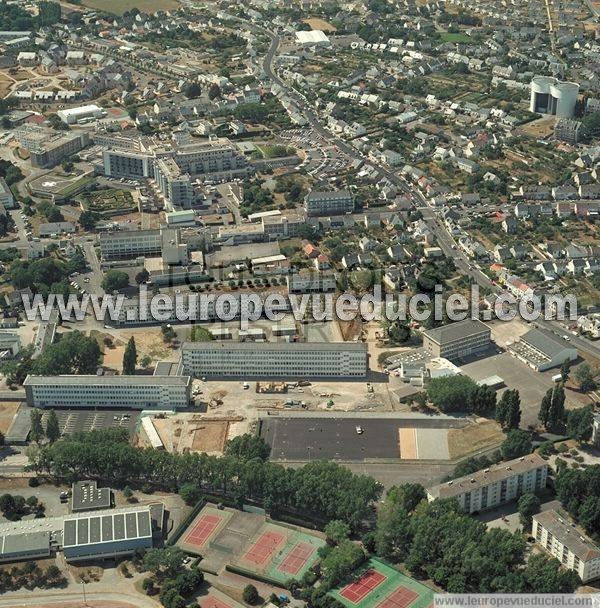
<box><xmin>30</xmin><ymin>430</ymin><xmax>382</xmax><ymax>530</ymax></box>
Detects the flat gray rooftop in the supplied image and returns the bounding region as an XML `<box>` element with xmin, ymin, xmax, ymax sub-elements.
<box><xmin>0</xmin><ymin>531</ymin><xmax>50</xmax><ymax>556</ymax></box>
<box><xmin>63</xmin><ymin>507</ymin><xmax>152</xmax><ymax>548</ymax></box>
<box><xmin>24</xmin><ymin>375</ymin><xmax>190</xmax><ymax>387</ymax></box>
<box><xmin>423</xmin><ymin>319</ymin><xmax>490</xmax><ymax>345</ymax></box>
<box><xmin>182</xmin><ymin>341</ymin><xmax>367</xmax><ymax>352</ymax></box>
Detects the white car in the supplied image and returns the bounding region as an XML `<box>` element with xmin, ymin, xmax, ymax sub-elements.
<box><xmin>355</xmin><ymin>426</ymin><xmax>363</xmax><ymax>434</ymax></box>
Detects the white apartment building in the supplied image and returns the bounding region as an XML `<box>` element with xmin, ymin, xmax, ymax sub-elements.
<box><xmin>533</xmin><ymin>510</ymin><xmax>600</xmax><ymax>583</ymax></box>
<box><xmin>426</xmin><ymin>454</ymin><xmax>547</xmax><ymax>514</ymax></box>
<box><xmin>304</xmin><ymin>190</ymin><xmax>355</xmax><ymax>216</ymax></box>
<box><xmin>23</xmin><ymin>375</ymin><xmax>191</xmax><ymax>410</ymax></box>
<box><xmin>181</xmin><ymin>342</ymin><xmax>368</xmax><ymax>378</ymax></box>
<box><xmin>287</xmin><ymin>270</ymin><xmax>336</xmax><ymax>293</ymax></box>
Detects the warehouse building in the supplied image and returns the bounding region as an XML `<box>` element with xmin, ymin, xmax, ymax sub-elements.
<box><xmin>533</xmin><ymin>510</ymin><xmax>600</xmax><ymax>583</ymax></box>
<box><xmin>422</xmin><ymin>319</ymin><xmax>491</xmax><ymax>362</ymax></box>
<box><xmin>0</xmin><ymin>502</ymin><xmax>164</xmax><ymax>564</ymax></box>
<box><xmin>181</xmin><ymin>341</ymin><xmax>368</xmax><ymax>378</ymax></box>
<box><xmin>63</xmin><ymin>506</ymin><xmax>154</xmax><ymax>562</ymax></box>
<box><xmin>0</xmin><ymin>531</ymin><xmax>52</xmax><ymax>563</ymax></box>
<box><xmin>426</xmin><ymin>453</ymin><xmax>547</xmax><ymax>514</ymax></box>
<box><xmin>507</xmin><ymin>328</ymin><xmax>577</xmax><ymax>371</ymax></box>
<box><xmin>23</xmin><ymin>375</ymin><xmax>191</xmax><ymax>410</ymax></box>
<box><xmin>57</xmin><ymin>104</ymin><xmax>106</xmax><ymax>125</ymax></box>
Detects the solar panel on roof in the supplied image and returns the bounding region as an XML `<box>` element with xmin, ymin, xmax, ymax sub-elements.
<box><xmin>125</xmin><ymin>512</ymin><xmax>137</xmax><ymax>539</ymax></box>
<box><xmin>102</xmin><ymin>515</ymin><xmax>113</xmax><ymax>541</ymax></box>
<box><xmin>64</xmin><ymin>519</ymin><xmax>77</xmax><ymax>547</ymax></box>
<box><xmin>137</xmin><ymin>511</ymin><xmax>151</xmax><ymax>537</ymax></box>
<box><xmin>113</xmin><ymin>514</ymin><xmax>125</xmax><ymax>540</ymax></box>
<box><xmin>89</xmin><ymin>517</ymin><xmax>101</xmax><ymax>543</ymax></box>
<box><xmin>77</xmin><ymin>518</ymin><xmax>89</xmax><ymax>545</ymax></box>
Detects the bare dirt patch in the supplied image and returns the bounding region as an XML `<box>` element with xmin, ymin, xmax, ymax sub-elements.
<box><xmin>0</xmin><ymin>403</ymin><xmax>20</xmax><ymax>435</ymax></box>
<box><xmin>151</xmin><ymin>414</ymin><xmax>240</xmax><ymax>453</ymax></box>
<box><xmin>302</xmin><ymin>17</ymin><xmax>337</xmax><ymax>31</ymax></box>
<box><xmin>520</xmin><ymin>115</ymin><xmax>556</xmax><ymax>138</ymax></box>
<box><xmin>448</xmin><ymin>420</ymin><xmax>505</xmax><ymax>460</ymax></box>
<box><xmin>191</xmin><ymin>420</ymin><xmax>230</xmax><ymax>452</ymax></box>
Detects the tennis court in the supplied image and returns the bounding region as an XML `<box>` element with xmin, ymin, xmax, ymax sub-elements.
<box><xmin>177</xmin><ymin>505</ymin><xmax>233</xmax><ymax>556</ymax></box>
<box><xmin>330</xmin><ymin>558</ymin><xmax>433</xmax><ymax>608</ymax></box>
<box><xmin>377</xmin><ymin>587</ymin><xmax>419</xmax><ymax>608</ymax></box>
<box><xmin>340</xmin><ymin>570</ymin><xmax>387</xmax><ymax>603</ymax></box>
<box><xmin>230</xmin><ymin>522</ymin><xmax>326</xmax><ymax>584</ymax></box>
<box><xmin>199</xmin><ymin>597</ymin><xmax>233</xmax><ymax>608</ymax></box>
<box><xmin>242</xmin><ymin>530</ymin><xmax>286</xmax><ymax>566</ymax></box>
<box><xmin>197</xmin><ymin>588</ymin><xmax>245</xmax><ymax>608</ymax></box>
<box><xmin>277</xmin><ymin>542</ymin><xmax>316</xmax><ymax>575</ymax></box>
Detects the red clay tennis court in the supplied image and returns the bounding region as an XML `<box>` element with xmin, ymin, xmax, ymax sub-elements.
<box><xmin>340</xmin><ymin>570</ymin><xmax>387</xmax><ymax>604</ymax></box>
<box><xmin>242</xmin><ymin>530</ymin><xmax>286</xmax><ymax>566</ymax></box>
<box><xmin>376</xmin><ymin>587</ymin><xmax>419</xmax><ymax>608</ymax></box>
<box><xmin>199</xmin><ymin>596</ymin><xmax>233</xmax><ymax>608</ymax></box>
<box><xmin>278</xmin><ymin>542</ymin><xmax>316</xmax><ymax>575</ymax></box>
<box><xmin>184</xmin><ymin>514</ymin><xmax>223</xmax><ymax>548</ymax></box>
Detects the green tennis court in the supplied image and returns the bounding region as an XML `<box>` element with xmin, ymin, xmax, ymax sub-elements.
<box><xmin>330</xmin><ymin>558</ymin><xmax>433</xmax><ymax>608</ymax></box>
<box><xmin>232</xmin><ymin>522</ymin><xmax>326</xmax><ymax>584</ymax></box>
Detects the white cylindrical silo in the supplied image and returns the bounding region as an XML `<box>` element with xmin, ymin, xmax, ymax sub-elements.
<box><xmin>550</xmin><ymin>81</ymin><xmax>579</xmax><ymax>118</ymax></box>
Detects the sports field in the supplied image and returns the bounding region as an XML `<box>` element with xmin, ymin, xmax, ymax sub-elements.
<box><xmin>177</xmin><ymin>505</ymin><xmax>233</xmax><ymax>556</ymax></box>
<box><xmin>232</xmin><ymin>521</ymin><xmax>325</xmax><ymax>584</ymax></box>
<box><xmin>330</xmin><ymin>558</ymin><xmax>433</xmax><ymax>608</ymax></box>
<box><xmin>197</xmin><ymin>588</ymin><xmax>245</xmax><ymax>608</ymax></box>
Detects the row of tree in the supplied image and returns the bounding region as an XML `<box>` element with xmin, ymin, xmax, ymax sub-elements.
<box><xmin>30</xmin><ymin>430</ymin><xmax>382</xmax><ymax>529</ymax></box>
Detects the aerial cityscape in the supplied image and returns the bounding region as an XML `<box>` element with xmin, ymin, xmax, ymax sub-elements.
<box><xmin>0</xmin><ymin>0</ymin><xmax>598</xmax><ymax>605</ymax></box>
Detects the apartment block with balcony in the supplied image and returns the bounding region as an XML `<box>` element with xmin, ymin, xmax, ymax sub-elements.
<box><xmin>533</xmin><ymin>510</ymin><xmax>600</xmax><ymax>583</ymax></box>
<box><xmin>426</xmin><ymin>454</ymin><xmax>548</xmax><ymax>514</ymax></box>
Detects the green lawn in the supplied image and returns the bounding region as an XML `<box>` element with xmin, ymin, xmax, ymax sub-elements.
<box><xmin>439</xmin><ymin>32</ymin><xmax>471</xmax><ymax>43</ymax></box>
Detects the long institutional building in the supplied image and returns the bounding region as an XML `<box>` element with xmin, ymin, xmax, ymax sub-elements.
<box><xmin>0</xmin><ymin>503</ymin><xmax>162</xmax><ymax>564</ymax></box>
<box><xmin>533</xmin><ymin>510</ymin><xmax>600</xmax><ymax>583</ymax></box>
<box><xmin>102</xmin><ymin>136</ymin><xmax>252</xmax><ymax>208</ymax></box>
<box><xmin>422</xmin><ymin>319</ymin><xmax>491</xmax><ymax>362</ymax></box>
<box><xmin>181</xmin><ymin>341</ymin><xmax>369</xmax><ymax>378</ymax></box>
<box><xmin>23</xmin><ymin>375</ymin><xmax>191</xmax><ymax>409</ymax></box>
<box><xmin>426</xmin><ymin>453</ymin><xmax>548</xmax><ymax>514</ymax></box>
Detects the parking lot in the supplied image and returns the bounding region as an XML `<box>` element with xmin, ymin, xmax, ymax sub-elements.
<box><xmin>260</xmin><ymin>415</ymin><xmax>466</xmax><ymax>462</ymax></box>
<box><xmin>461</xmin><ymin>352</ymin><xmax>569</xmax><ymax>428</ymax></box>
<box><xmin>39</xmin><ymin>408</ymin><xmax>139</xmax><ymax>437</ymax></box>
